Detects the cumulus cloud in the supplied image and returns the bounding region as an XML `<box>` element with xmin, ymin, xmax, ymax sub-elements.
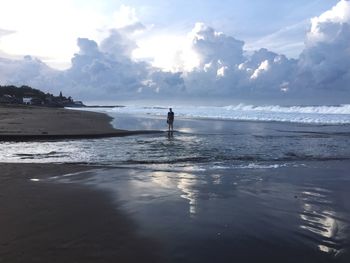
<box><xmin>190</xmin><ymin>23</ymin><xmax>245</xmax><ymax>67</ymax></box>
<box><xmin>0</xmin><ymin>25</ymin><xmax>185</xmax><ymax>100</ymax></box>
<box><xmin>184</xmin><ymin>26</ymin><xmax>296</xmax><ymax>98</ymax></box>
<box><xmin>307</xmin><ymin>0</ymin><xmax>350</xmax><ymax>45</ymax></box>
<box><xmin>100</xmin><ymin>29</ymin><xmax>138</xmax><ymax>59</ymax></box>
<box><xmin>0</xmin><ymin>56</ymin><xmax>57</xmax><ymax>87</ymax></box>
<box><xmin>61</xmin><ymin>34</ymin><xmax>152</xmax><ymax>99</ymax></box>
<box><xmin>0</xmin><ymin>1</ymin><xmax>350</xmax><ymax>104</ymax></box>
<box><xmin>184</xmin><ymin>1</ymin><xmax>350</xmax><ymax>101</ymax></box>
<box><xmin>297</xmin><ymin>0</ymin><xmax>350</xmax><ymax>96</ymax></box>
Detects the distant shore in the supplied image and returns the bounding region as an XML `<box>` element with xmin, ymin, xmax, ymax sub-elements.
<box><xmin>0</xmin><ymin>104</ymin><xmax>161</xmax><ymax>140</ymax></box>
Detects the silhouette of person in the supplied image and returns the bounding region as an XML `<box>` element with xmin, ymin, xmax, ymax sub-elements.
<box><xmin>167</xmin><ymin>108</ymin><xmax>174</xmax><ymax>132</ymax></box>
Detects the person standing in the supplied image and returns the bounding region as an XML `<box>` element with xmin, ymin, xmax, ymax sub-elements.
<box><xmin>167</xmin><ymin>108</ymin><xmax>174</xmax><ymax>132</ymax></box>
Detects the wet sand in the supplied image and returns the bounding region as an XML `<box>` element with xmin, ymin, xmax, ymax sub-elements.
<box><xmin>54</xmin><ymin>161</ymin><xmax>350</xmax><ymax>263</ymax></box>
<box><xmin>0</xmin><ymin>105</ymin><xmax>160</xmax><ymax>140</ymax></box>
<box><xmin>1</xmin><ymin>161</ymin><xmax>350</xmax><ymax>263</ymax></box>
<box><xmin>0</xmin><ymin>163</ymin><xmax>162</xmax><ymax>263</ymax></box>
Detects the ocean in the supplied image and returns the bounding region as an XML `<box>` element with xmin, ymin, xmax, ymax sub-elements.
<box><xmin>2</xmin><ymin>104</ymin><xmax>350</xmax><ymax>166</ymax></box>
<box><xmin>2</xmin><ymin>104</ymin><xmax>350</xmax><ymax>262</ymax></box>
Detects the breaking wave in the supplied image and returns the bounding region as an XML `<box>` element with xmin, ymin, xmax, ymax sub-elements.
<box><xmin>99</xmin><ymin>104</ymin><xmax>350</xmax><ymax>124</ymax></box>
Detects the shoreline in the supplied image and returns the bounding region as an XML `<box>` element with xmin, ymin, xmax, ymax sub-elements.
<box><xmin>0</xmin><ymin>129</ymin><xmax>163</xmax><ymax>141</ymax></box>
<box><xmin>0</xmin><ymin>105</ymin><xmax>162</xmax><ymax>140</ymax></box>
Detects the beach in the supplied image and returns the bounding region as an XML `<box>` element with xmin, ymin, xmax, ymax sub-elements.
<box><xmin>0</xmin><ymin>105</ymin><xmax>159</xmax><ymax>140</ymax></box>
<box><xmin>0</xmin><ymin>106</ymin><xmax>164</xmax><ymax>262</ymax></box>
<box><xmin>1</xmin><ymin>162</ymin><xmax>350</xmax><ymax>263</ymax></box>
<box><xmin>0</xmin><ymin>163</ymin><xmax>162</xmax><ymax>263</ymax></box>
<box><xmin>1</xmin><ymin>106</ymin><xmax>350</xmax><ymax>262</ymax></box>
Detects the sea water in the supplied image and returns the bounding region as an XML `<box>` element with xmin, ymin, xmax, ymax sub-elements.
<box><xmin>94</xmin><ymin>104</ymin><xmax>350</xmax><ymax>124</ymax></box>
<box><xmin>2</xmin><ymin>104</ymin><xmax>350</xmax><ymax>168</ymax></box>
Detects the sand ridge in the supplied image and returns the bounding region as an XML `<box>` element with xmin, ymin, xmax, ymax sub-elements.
<box><xmin>0</xmin><ymin>105</ymin><xmax>161</xmax><ymax>140</ymax></box>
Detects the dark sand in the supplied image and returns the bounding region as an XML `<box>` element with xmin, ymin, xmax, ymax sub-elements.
<box><xmin>0</xmin><ymin>163</ymin><xmax>162</xmax><ymax>263</ymax></box>
<box><xmin>0</xmin><ymin>105</ymin><xmax>160</xmax><ymax>140</ymax></box>
<box><xmin>58</xmin><ymin>162</ymin><xmax>350</xmax><ymax>263</ymax></box>
<box><xmin>1</xmin><ymin>163</ymin><xmax>350</xmax><ymax>263</ymax></box>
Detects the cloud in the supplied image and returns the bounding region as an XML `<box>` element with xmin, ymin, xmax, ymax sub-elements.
<box><xmin>191</xmin><ymin>23</ymin><xmax>245</xmax><ymax>67</ymax></box>
<box><xmin>0</xmin><ymin>1</ymin><xmax>133</xmax><ymax>69</ymax></box>
<box><xmin>0</xmin><ymin>32</ymin><xmax>182</xmax><ymax>101</ymax></box>
<box><xmin>182</xmin><ymin>1</ymin><xmax>350</xmax><ymax>101</ymax></box>
<box><xmin>0</xmin><ymin>28</ymin><xmax>15</xmax><ymax>38</ymax></box>
<box><xmin>0</xmin><ymin>55</ymin><xmax>58</xmax><ymax>88</ymax></box>
<box><xmin>61</xmin><ymin>35</ymin><xmax>150</xmax><ymax>99</ymax></box>
<box><xmin>100</xmin><ymin>29</ymin><xmax>138</xmax><ymax>59</ymax></box>
<box><xmin>0</xmin><ymin>1</ymin><xmax>350</xmax><ymax>104</ymax></box>
<box><xmin>307</xmin><ymin>0</ymin><xmax>350</xmax><ymax>45</ymax></box>
<box><xmin>297</xmin><ymin>0</ymin><xmax>350</xmax><ymax>95</ymax></box>
<box><xmin>184</xmin><ymin>26</ymin><xmax>297</xmax><ymax>99</ymax></box>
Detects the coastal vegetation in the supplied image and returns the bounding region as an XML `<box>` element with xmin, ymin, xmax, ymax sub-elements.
<box><xmin>0</xmin><ymin>85</ymin><xmax>84</xmax><ymax>107</ymax></box>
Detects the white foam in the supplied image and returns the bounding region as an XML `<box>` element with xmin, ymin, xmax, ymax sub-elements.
<box><xmin>30</xmin><ymin>178</ymin><xmax>40</xmax><ymax>182</ymax></box>
<box><xmin>223</xmin><ymin>104</ymin><xmax>350</xmax><ymax>115</ymax></box>
<box><xmin>238</xmin><ymin>163</ymin><xmax>287</xmax><ymax>169</ymax></box>
<box><xmin>77</xmin><ymin>104</ymin><xmax>350</xmax><ymax>124</ymax></box>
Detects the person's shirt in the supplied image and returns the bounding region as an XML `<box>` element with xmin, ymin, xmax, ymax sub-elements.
<box><xmin>168</xmin><ymin>111</ymin><xmax>174</xmax><ymax>121</ymax></box>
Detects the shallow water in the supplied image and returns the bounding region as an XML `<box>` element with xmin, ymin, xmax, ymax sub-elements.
<box><xmin>2</xmin><ymin>112</ymin><xmax>350</xmax><ymax>170</ymax></box>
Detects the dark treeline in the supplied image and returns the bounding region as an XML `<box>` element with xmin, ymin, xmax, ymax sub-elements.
<box><xmin>0</xmin><ymin>85</ymin><xmax>84</xmax><ymax>107</ymax></box>
<box><xmin>0</xmin><ymin>85</ymin><xmax>49</xmax><ymax>100</ymax></box>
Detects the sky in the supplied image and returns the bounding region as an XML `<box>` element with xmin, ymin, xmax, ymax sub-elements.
<box><xmin>0</xmin><ymin>0</ymin><xmax>349</xmax><ymax>105</ymax></box>
<box><xmin>0</xmin><ymin>0</ymin><xmax>336</xmax><ymax>69</ymax></box>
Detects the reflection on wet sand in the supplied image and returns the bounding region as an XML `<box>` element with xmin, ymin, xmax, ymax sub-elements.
<box><xmin>177</xmin><ymin>173</ymin><xmax>198</xmax><ymax>216</ymax></box>
<box><xmin>54</xmin><ymin>161</ymin><xmax>350</xmax><ymax>263</ymax></box>
<box><xmin>299</xmin><ymin>188</ymin><xmax>343</xmax><ymax>255</ymax></box>
<box><xmin>151</xmin><ymin>170</ymin><xmax>200</xmax><ymax>216</ymax></box>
